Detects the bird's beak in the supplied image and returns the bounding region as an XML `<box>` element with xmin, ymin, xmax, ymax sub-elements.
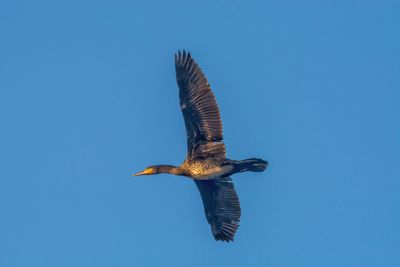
<box><xmin>133</xmin><ymin>169</ymin><xmax>151</xmax><ymax>176</ymax></box>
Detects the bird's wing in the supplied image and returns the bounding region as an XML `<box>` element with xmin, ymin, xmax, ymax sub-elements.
<box><xmin>194</xmin><ymin>177</ymin><xmax>241</xmax><ymax>242</ymax></box>
<box><xmin>175</xmin><ymin>50</ymin><xmax>226</xmax><ymax>158</ymax></box>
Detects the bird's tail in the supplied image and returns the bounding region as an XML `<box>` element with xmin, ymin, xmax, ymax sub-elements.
<box><xmin>234</xmin><ymin>158</ymin><xmax>268</xmax><ymax>173</ymax></box>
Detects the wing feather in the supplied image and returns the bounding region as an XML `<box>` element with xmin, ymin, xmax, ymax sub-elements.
<box><xmin>175</xmin><ymin>50</ymin><xmax>225</xmax><ymax>158</ymax></box>
<box><xmin>194</xmin><ymin>177</ymin><xmax>241</xmax><ymax>242</ymax></box>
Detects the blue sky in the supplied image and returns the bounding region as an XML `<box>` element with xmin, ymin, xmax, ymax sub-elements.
<box><xmin>1</xmin><ymin>0</ymin><xmax>399</xmax><ymax>266</ymax></box>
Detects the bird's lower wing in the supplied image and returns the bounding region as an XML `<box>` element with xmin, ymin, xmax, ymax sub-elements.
<box><xmin>194</xmin><ymin>177</ymin><xmax>241</xmax><ymax>242</ymax></box>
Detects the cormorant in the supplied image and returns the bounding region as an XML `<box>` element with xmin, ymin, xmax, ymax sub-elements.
<box><xmin>134</xmin><ymin>50</ymin><xmax>268</xmax><ymax>242</ymax></box>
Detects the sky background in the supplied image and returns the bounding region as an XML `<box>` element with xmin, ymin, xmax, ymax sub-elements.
<box><xmin>1</xmin><ymin>0</ymin><xmax>399</xmax><ymax>266</ymax></box>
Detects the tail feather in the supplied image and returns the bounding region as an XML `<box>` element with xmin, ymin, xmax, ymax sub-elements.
<box><xmin>235</xmin><ymin>158</ymin><xmax>268</xmax><ymax>172</ymax></box>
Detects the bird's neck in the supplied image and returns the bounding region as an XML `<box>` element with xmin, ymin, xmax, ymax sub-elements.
<box><xmin>155</xmin><ymin>165</ymin><xmax>186</xmax><ymax>176</ymax></box>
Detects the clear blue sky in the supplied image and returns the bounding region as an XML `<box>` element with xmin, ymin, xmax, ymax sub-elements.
<box><xmin>1</xmin><ymin>0</ymin><xmax>399</xmax><ymax>266</ymax></box>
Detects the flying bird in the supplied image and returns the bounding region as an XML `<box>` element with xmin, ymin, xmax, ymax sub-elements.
<box><xmin>134</xmin><ymin>50</ymin><xmax>268</xmax><ymax>242</ymax></box>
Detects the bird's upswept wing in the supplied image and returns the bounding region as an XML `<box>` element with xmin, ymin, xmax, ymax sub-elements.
<box><xmin>195</xmin><ymin>177</ymin><xmax>241</xmax><ymax>242</ymax></box>
<box><xmin>175</xmin><ymin>50</ymin><xmax>226</xmax><ymax>158</ymax></box>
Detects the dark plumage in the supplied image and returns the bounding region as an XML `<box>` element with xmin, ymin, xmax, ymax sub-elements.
<box><xmin>134</xmin><ymin>50</ymin><xmax>268</xmax><ymax>242</ymax></box>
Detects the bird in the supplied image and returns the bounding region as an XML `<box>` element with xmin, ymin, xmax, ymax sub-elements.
<box><xmin>134</xmin><ymin>50</ymin><xmax>268</xmax><ymax>242</ymax></box>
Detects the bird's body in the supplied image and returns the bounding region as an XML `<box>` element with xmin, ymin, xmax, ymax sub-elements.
<box><xmin>134</xmin><ymin>51</ymin><xmax>268</xmax><ymax>242</ymax></box>
<box><xmin>181</xmin><ymin>157</ymin><xmax>232</xmax><ymax>180</ymax></box>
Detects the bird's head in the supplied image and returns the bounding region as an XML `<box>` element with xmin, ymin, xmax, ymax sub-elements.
<box><xmin>133</xmin><ymin>165</ymin><xmax>180</xmax><ymax>176</ymax></box>
<box><xmin>133</xmin><ymin>166</ymin><xmax>158</xmax><ymax>176</ymax></box>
